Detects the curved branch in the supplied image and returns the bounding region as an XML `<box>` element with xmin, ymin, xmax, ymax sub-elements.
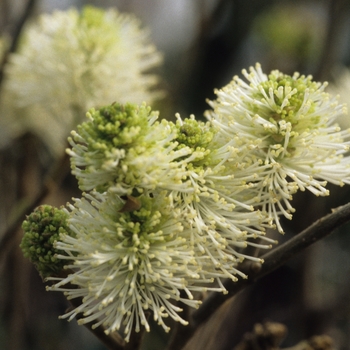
<box><xmin>192</xmin><ymin>201</ymin><xmax>350</xmax><ymax>327</ymax></box>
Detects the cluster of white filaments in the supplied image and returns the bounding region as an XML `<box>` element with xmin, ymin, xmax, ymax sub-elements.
<box><xmin>48</xmin><ymin>100</ymin><xmax>276</xmax><ymax>340</ymax></box>
<box><xmin>67</xmin><ymin>103</ymin><xmax>199</xmax><ymax>195</ymax></box>
<box><xmin>47</xmin><ymin>191</ymin><xmax>216</xmax><ymax>341</ymax></box>
<box><xmin>46</xmin><ymin>64</ymin><xmax>350</xmax><ymax>341</ymax></box>
<box><xmin>206</xmin><ymin>63</ymin><xmax>350</xmax><ymax>232</ymax></box>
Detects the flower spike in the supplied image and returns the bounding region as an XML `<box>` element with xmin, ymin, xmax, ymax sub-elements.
<box><xmin>206</xmin><ymin>63</ymin><xmax>350</xmax><ymax>232</ymax></box>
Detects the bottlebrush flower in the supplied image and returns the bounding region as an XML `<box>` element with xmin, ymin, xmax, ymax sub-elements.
<box><xmin>166</xmin><ymin>114</ymin><xmax>275</xmax><ymax>280</ymax></box>
<box><xmin>67</xmin><ymin>102</ymin><xmax>194</xmax><ymax>194</ymax></box>
<box><xmin>206</xmin><ymin>63</ymin><xmax>350</xmax><ymax>232</ymax></box>
<box><xmin>46</xmin><ymin>190</ymin><xmax>225</xmax><ymax>341</ymax></box>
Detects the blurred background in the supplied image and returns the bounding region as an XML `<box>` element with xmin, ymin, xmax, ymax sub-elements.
<box><xmin>1</xmin><ymin>0</ymin><xmax>350</xmax><ymax>349</ymax></box>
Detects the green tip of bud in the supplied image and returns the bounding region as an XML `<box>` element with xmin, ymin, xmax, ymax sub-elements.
<box><xmin>80</xmin><ymin>6</ymin><xmax>106</xmax><ymax>28</ymax></box>
<box><xmin>172</xmin><ymin>116</ymin><xmax>214</xmax><ymax>168</ymax></box>
<box><xmin>175</xmin><ymin>117</ymin><xmax>214</xmax><ymax>150</ymax></box>
<box><xmin>69</xmin><ymin>102</ymin><xmax>159</xmax><ymax>192</ymax></box>
<box><xmin>82</xmin><ymin>102</ymin><xmax>151</xmax><ymax>150</ymax></box>
<box><xmin>257</xmin><ymin>72</ymin><xmax>322</xmax><ymax>125</ymax></box>
<box><xmin>20</xmin><ymin>205</ymin><xmax>73</xmax><ymax>279</ymax></box>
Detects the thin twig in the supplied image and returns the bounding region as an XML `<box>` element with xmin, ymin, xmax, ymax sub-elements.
<box><xmin>314</xmin><ymin>0</ymin><xmax>348</xmax><ymax>81</ymax></box>
<box><xmin>0</xmin><ymin>0</ymin><xmax>36</xmax><ymax>86</ymax></box>
<box><xmin>191</xmin><ymin>201</ymin><xmax>350</xmax><ymax>327</ymax></box>
<box><xmin>0</xmin><ymin>151</ymin><xmax>70</xmax><ymax>266</ymax></box>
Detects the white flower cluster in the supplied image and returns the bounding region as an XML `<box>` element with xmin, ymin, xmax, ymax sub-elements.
<box><xmin>45</xmin><ymin>64</ymin><xmax>350</xmax><ymax>341</ymax></box>
<box><xmin>0</xmin><ymin>6</ymin><xmax>163</xmax><ymax>154</ymax></box>
<box><xmin>206</xmin><ymin>63</ymin><xmax>350</xmax><ymax>232</ymax></box>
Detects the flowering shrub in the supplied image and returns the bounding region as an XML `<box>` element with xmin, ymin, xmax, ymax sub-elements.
<box><xmin>21</xmin><ymin>63</ymin><xmax>350</xmax><ymax>343</ymax></box>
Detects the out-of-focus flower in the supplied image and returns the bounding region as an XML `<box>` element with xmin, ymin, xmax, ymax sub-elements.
<box><xmin>1</xmin><ymin>6</ymin><xmax>163</xmax><ymax>154</ymax></box>
<box><xmin>252</xmin><ymin>3</ymin><xmax>325</xmax><ymax>72</ymax></box>
<box><xmin>206</xmin><ymin>63</ymin><xmax>350</xmax><ymax>232</ymax></box>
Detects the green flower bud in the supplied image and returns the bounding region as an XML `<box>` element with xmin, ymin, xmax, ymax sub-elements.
<box><xmin>174</xmin><ymin>115</ymin><xmax>214</xmax><ymax>151</ymax></box>
<box><xmin>20</xmin><ymin>205</ymin><xmax>73</xmax><ymax>278</ymax></box>
<box><xmin>67</xmin><ymin>102</ymin><xmax>163</xmax><ymax>192</ymax></box>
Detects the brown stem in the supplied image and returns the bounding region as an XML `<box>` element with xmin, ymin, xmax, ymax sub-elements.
<box><xmin>0</xmin><ymin>151</ymin><xmax>70</xmax><ymax>267</ymax></box>
<box><xmin>191</xmin><ymin>201</ymin><xmax>350</xmax><ymax>330</ymax></box>
<box><xmin>0</xmin><ymin>0</ymin><xmax>36</xmax><ymax>86</ymax></box>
